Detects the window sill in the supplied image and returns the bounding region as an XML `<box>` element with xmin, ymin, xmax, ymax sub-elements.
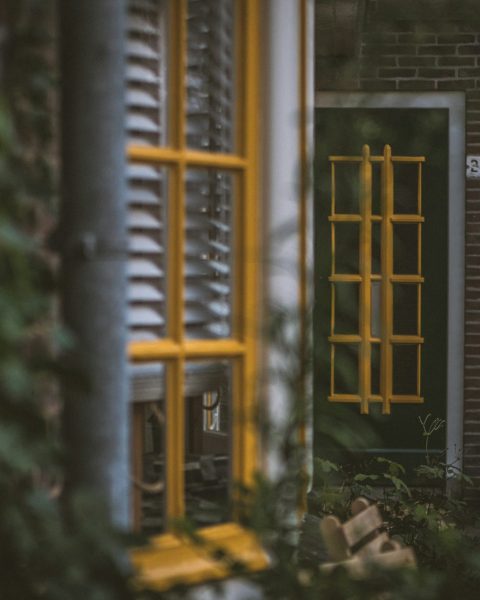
<box><xmin>130</xmin><ymin>523</ymin><xmax>270</xmax><ymax>591</ymax></box>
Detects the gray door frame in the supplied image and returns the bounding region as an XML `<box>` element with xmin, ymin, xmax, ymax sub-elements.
<box><xmin>315</xmin><ymin>92</ymin><xmax>465</xmax><ymax>469</ymax></box>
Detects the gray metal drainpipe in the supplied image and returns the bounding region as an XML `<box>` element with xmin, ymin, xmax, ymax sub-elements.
<box><xmin>59</xmin><ymin>0</ymin><xmax>129</xmax><ymax>528</ymax></box>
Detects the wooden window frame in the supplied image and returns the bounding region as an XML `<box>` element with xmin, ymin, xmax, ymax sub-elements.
<box><xmin>127</xmin><ymin>0</ymin><xmax>268</xmax><ymax>590</ymax></box>
<box><xmin>328</xmin><ymin>145</ymin><xmax>425</xmax><ymax>415</ymax></box>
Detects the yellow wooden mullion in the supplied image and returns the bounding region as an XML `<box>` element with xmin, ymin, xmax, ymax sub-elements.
<box><xmin>391</xmin><ymin>274</ymin><xmax>424</xmax><ymax>283</ymax></box>
<box><xmin>329</xmin><ymin>335</ymin><xmax>362</xmax><ymax>343</ymax></box>
<box><xmin>391</xmin><ymin>335</ymin><xmax>424</xmax><ymax>344</ymax></box>
<box><xmin>359</xmin><ymin>145</ymin><xmax>372</xmax><ymax>415</ymax></box>
<box><xmin>164</xmin><ymin>0</ymin><xmax>187</xmax><ymax>524</ymax></box>
<box><xmin>127</xmin><ymin>146</ymin><xmax>248</xmax><ymax>170</ymax></box>
<box><xmin>330</xmin><ymin>156</ymin><xmax>385</xmax><ymax>163</ymax></box>
<box><xmin>391</xmin><ymin>156</ymin><xmax>426</xmax><ymax>163</ymax></box>
<box><xmin>330</xmin><ymin>156</ymin><xmax>363</xmax><ymax>163</ymax></box>
<box><xmin>329</xmin><ymin>215</ymin><xmax>362</xmax><ymax>222</ymax></box>
<box><xmin>129</xmin><ymin>340</ymin><xmax>247</xmax><ymax>361</ymax></box>
<box><xmin>165</xmin><ymin>359</ymin><xmax>185</xmax><ymax>520</ymax></box>
<box><xmin>390</xmin><ymin>395</ymin><xmax>424</xmax><ymax>404</ymax></box>
<box><xmin>328</xmin><ymin>394</ymin><xmax>361</xmax><ymax>403</ymax></box>
<box><xmin>234</xmin><ymin>0</ymin><xmax>259</xmax><ymax>489</ymax></box>
<box><xmin>380</xmin><ymin>144</ymin><xmax>394</xmax><ymax>415</ymax></box>
<box><xmin>329</xmin><ymin>274</ymin><xmax>362</xmax><ymax>283</ymax></box>
<box><xmin>390</xmin><ymin>215</ymin><xmax>424</xmax><ymax>223</ymax></box>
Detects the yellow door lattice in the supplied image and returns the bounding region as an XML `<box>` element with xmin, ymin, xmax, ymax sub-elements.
<box><xmin>328</xmin><ymin>145</ymin><xmax>425</xmax><ymax>415</ymax></box>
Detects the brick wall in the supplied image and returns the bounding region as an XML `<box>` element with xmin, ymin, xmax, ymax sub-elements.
<box><xmin>315</xmin><ymin>0</ymin><xmax>480</xmax><ymax>499</ymax></box>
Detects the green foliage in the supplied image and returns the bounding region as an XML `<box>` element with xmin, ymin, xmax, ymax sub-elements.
<box><xmin>2</xmin><ymin>3</ymin><xmax>480</xmax><ymax>599</ymax></box>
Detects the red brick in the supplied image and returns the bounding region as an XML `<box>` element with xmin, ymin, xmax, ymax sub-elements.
<box><xmin>418</xmin><ymin>67</ymin><xmax>456</xmax><ymax>78</ymax></box>
<box><xmin>459</xmin><ymin>45</ymin><xmax>480</xmax><ymax>55</ymax></box>
<box><xmin>418</xmin><ymin>44</ymin><xmax>456</xmax><ymax>55</ymax></box>
<box><xmin>363</xmin><ymin>32</ymin><xmax>397</xmax><ymax>44</ymax></box>
<box><xmin>361</xmin><ymin>55</ymin><xmax>398</xmax><ymax>67</ymax></box>
<box><xmin>397</xmin><ymin>56</ymin><xmax>436</xmax><ymax>67</ymax></box>
<box><xmin>438</xmin><ymin>79</ymin><xmax>475</xmax><ymax>90</ymax></box>
<box><xmin>397</xmin><ymin>33</ymin><xmax>436</xmax><ymax>44</ymax></box>
<box><xmin>362</xmin><ymin>44</ymin><xmax>417</xmax><ymax>56</ymax></box>
<box><xmin>378</xmin><ymin>67</ymin><xmax>416</xmax><ymax>78</ymax></box>
<box><xmin>438</xmin><ymin>33</ymin><xmax>476</xmax><ymax>44</ymax></box>
<box><xmin>459</xmin><ymin>68</ymin><xmax>480</xmax><ymax>77</ymax></box>
<box><xmin>398</xmin><ymin>80</ymin><xmax>436</xmax><ymax>91</ymax></box>
<box><xmin>439</xmin><ymin>56</ymin><xmax>476</xmax><ymax>66</ymax></box>
<box><xmin>360</xmin><ymin>79</ymin><xmax>397</xmax><ymax>91</ymax></box>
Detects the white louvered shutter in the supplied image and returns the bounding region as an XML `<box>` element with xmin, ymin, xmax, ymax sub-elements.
<box><xmin>127</xmin><ymin>0</ymin><xmax>168</xmax><ymax>343</ymax></box>
<box><xmin>185</xmin><ymin>0</ymin><xmax>235</xmax><ymax>340</ymax></box>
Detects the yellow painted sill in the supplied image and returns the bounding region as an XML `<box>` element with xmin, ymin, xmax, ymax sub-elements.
<box><xmin>130</xmin><ymin>522</ymin><xmax>270</xmax><ymax>592</ymax></box>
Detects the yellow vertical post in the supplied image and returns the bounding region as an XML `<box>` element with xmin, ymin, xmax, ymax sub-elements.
<box><xmin>381</xmin><ymin>145</ymin><xmax>393</xmax><ymax>415</ymax></box>
<box><xmin>165</xmin><ymin>0</ymin><xmax>187</xmax><ymax>522</ymax></box>
<box><xmin>237</xmin><ymin>0</ymin><xmax>259</xmax><ymax>489</ymax></box>
<box><xmin>359</xmin><ymin>145</ymin><xmax>372</xmax><ymax>415</ymax></box>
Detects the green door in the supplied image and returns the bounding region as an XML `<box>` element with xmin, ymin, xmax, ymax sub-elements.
<box><xmin>314</xmin><ymin>108</ymin><xmax>449</xmax><ymax>475</ymax></box>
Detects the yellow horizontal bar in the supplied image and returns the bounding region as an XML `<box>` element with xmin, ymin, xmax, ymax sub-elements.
<box><xmin>390</xmin><ymin>335</ymin><xmax>424</xmax><ymax>344</ymax></box>
<box><xmin>183</xmin><ymin>340</ymin><xmax>246</xmax><ymax>357</ymax></box>
<box><xmin>328</xmin><ymin>394</ymin><xmax>361</xmax><ymax>403</ymax></box>
<box><xmin>371</xmin><ymin>274</ymin><xmax>381</xmax><ymax>281</ymax></box>
<box><xmin>370</xmin><ymin>337</ymin><xmax>381</xmax><ymax>343</ymax></box>
<box><xmin>329</xmin><ymin>274</ymin><xmax>362</xmax><ymax>282</ymax></box>
<box><xmin>371</xmin><ymin>215</ymin><xmax>383</xmax><ymax>222</ymax></box>
<box><xmin>391</xmin><ymin>156</ymin><xmax>426</xmax><ymax>163</ymax></box>
<box><xmin>391</xmin><ymin>275</ymin><xmax>424</xmax><ymax>283</ymax></box>
<box><xmin>129</xmin><ymin>339</ymin><xmax>246</xmax><ymax>360</ymax></box>
<box><xmin>129</xmin><ymin>339</ymin><xmax>181</xmax><ymax>360</ymax></box>
<box><xmin>330</xmin><ymin>155</ymin><xmax>424</xmax><ymax>164</ymax></box>
<box><xmin>329</xmin><ymin>156</ymin><xmax>385</xmax><ymax>163</ymax></box>
<box><xmin>329</xmin><ymin>214</ymin><xmax>362</xmax><ymax>222</ymax></box>
<box><xmin>391</xmin><ymin>215</ymin><xmax>424</xmax><ymax>223</ymax></box>
<box><xmin>329</xmin><ymin>156</ymin><xmax>363</xmax><ymax>162</ymax></box>
<box><xmin>329</xmin><ymin>396</ymin><xmax>386</xmax><ymax>404</ymax></box>
<box><xmin>390</xmin><ymin>395</ymin><xmax>424</xmax><ymax>403</ymax></box>
<box><xmin>127</xmin><ymin>145</ymin><xmax>248</xmax><ymax>170</ymax></box>
<box><xmin>328</xmin><ymin>335</ymin><xmax>361</xmax><ymax>343</ymax></box>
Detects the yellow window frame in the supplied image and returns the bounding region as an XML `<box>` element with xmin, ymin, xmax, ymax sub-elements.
<box><xmin>328</xmin><ymin>145</ymin><xmax>425</xmax><ymax>415</ymax></box>
<box><xmin>127</xmin><ymin>0</ymin><xmax>268</xmax><ymax>590</ymax></box>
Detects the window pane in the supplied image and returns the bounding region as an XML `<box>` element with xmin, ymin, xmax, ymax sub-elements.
<box><xmin>393</xmin><ymin>224</ymin><xmax>419</xmax><ymax>275</ymax></box>
<box><xmin>393</xmin><ymin>284</ymin><xmax>419</xmax><ymax>336</ymax></box>
<box><xmin>127</xmin><ymin>163</ymin><xmax>168</xmax><ymax>341</ymax></box>
<box><xmin>372</xmin><ymin>162</ymin><xmax>381</xmax><ymax>216</ymax></box>
<box><xmin>184</xmin><ymin>361</ymin><xmax>232</xmax><ymax>528</ymax></box>
<box><xmin>333</xmin><ymin>282</ymin><xmax>359</xmax><ymax>335</ymax></box>
<box><xmin>370</xmin><ymin>342</ymin><xmax>381</xmax><ymax>396</ymax></box>
<box><xmin>333</xmin><ymin>163</ymin><xmax>359</xmax><ymax>214</ymax></box>
<box><xmin>394</xmin><ymin>163</ymin><xmax>419</xmax><ymax>215</ymax></box>
<box><xmin>186</xmin><ymin>0</ymin><xmax>235</xmax><ymax>152</ymax></box>
<box><xmin>372</xmin><ymin>221</ymin><xmax>381</xmax><ymax>275</ymax></box>
<box><xmin>185</xmin><ymin>169</ymin><xmax>234</xmax><ymax>339</ymax></box>
<box><xmin>126</xmin><ymin>0</ymin><xmax>169</xmax><ymax>147</ymax></box>
<box><xmin>371</xmin><ymin>281</ymin><xmax>381</xmax><ymax>339</ymax></box>
<box><xmin>392</xmin><ymin>345</ymin><xmax>418</xmax><ymax>395</ymax></box>
<box><xmin>333</xmin><ymin>344</ymin><xmax>359</xmax><ymax>395</ymax></box>
<box><xmin>334</xmin><ymin>223</ymin><xmax>359</xmax><ymax>274</ymax></box>
<box><xmin>130</xmin><ymin>362</ymin><xmax>166</xmax><ymax>535</ymax></box>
